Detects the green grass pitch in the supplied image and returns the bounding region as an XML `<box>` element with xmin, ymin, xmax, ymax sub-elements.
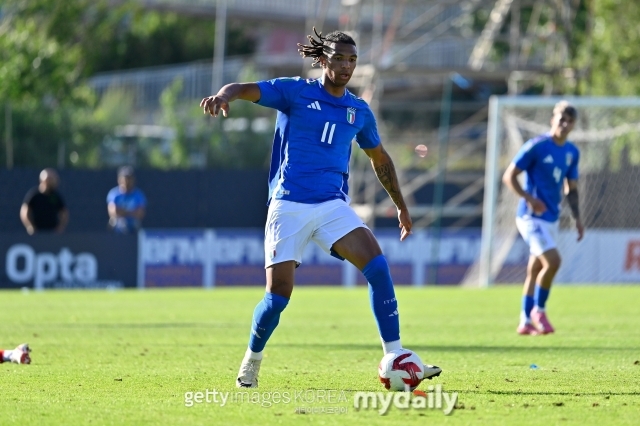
<box><xmin>1</xmin><ymin>285</ymin><xmax>639</xmax><ymax>425</ymax></box>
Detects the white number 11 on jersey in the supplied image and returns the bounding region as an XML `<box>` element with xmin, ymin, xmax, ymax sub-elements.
<box><xmin>321</xmin><ymin>122</ymin><xmax>336</xmax><ymax>144</ymax></box>
<box><xmin>553</xmin><ymin>167</ymin><xmax>562</xmax><ymax>183</ymax></box>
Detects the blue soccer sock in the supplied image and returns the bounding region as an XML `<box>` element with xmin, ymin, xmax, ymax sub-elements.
<box><xmin>362</xmin><ymin>255</ymin><xmax>400</xmax><ymax>344</ymax></box>
<box><xmin>247</xmin><ymin>292</ymin><xmax>289</xmax><ymax>353</ymax></box>
<box><xmin>534</xmin><ymin>285</ymin><xmax>550</xmax><ymax>311</ymax></box>
<box><xmin>520</xmin><ymin>295</ymin><xmax>534</xmax><ymax>324</ymax></box>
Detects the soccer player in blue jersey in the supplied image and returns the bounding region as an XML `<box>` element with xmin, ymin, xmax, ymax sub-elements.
<box><xmin>106</xmin><ymin>166</ymin><xmax>147</xmax><ymax>234</ymax></box>
<box><xmin>503</xmin><ymin>101</ymin><xmax>584</xmax><ymax>335</ymax></box>
<box><xmin>200</xmin><ymin>28</ymin><xmax>441</xmax><ymax>387</ymax></box>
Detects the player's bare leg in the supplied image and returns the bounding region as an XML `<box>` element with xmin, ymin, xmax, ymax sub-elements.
<box><xmin>332</xmin><ymin>228</ymin><xmax>441</xmax><ymax>380</ymax></box>
<box><xmin>266</xmin><ymin>261</ymin><xmax>296</xmax><ymax>299</ymax></box>
<box><xmin>531</xmin><ymin>249</ymin><xmax>561</xmax><ymax>334</ymax></box>
<box><xmin>535</xmin><ymin>249</ymin><xmax>561</xmax><ymax>289</ymax></box>
<box><xmin>523</xmin><ymin>256</ymin><xmax>542</xmax><ymax>296</ymax></box>
<box><xmin>237</xmin><ymin>261</ymin><xmax>296</xmax><ymax>388</ymax></box>
<box><xmin>331</xmin><ymin>227</ymin><xmax>382</xmax><ymax>270</ymax></box>
<box><xmin>518</xmin><ymin>256</ymin><xmax>543</xmax><ymax>335</ymax></box>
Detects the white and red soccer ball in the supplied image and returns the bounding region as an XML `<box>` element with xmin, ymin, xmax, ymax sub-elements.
<box><xmin>378</xmin><ymin>349</ymin><xmax>425</xmax><ymax>391</ymax></box>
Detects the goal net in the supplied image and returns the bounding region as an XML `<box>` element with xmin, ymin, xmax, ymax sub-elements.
<box><xmin>464</xmin><ymin>96</ymin><xmax>640</xmax><ymax>287</ymax></box>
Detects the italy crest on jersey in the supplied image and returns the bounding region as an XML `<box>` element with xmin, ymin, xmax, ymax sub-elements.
<box><xmin>347</xmin><ymin>107</ymin><xmax>356</xmax><ymax>124</ymax></box>
<box><xmin>566</xmin><ymin>153</ymin><xmax>573</xmax><ymax>166</ymax></box>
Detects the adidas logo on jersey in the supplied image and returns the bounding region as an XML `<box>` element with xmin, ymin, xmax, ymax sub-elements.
<box><xmin>307</xmin><ymin>101</ymin><xmax>321</xmax><ymax>110</ymax></box>
<box><xmin>543</xmin><ymin>155</ymin><xmax>554</xmax><ymax>163</ymax></box>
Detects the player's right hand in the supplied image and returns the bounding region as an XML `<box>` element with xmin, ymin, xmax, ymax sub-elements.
<box><xmin>200</xmin><ymin>95</ymin><xmax>230</xmax><ymax>118</ymax></box>
<box><xmin>527</xmin><ymin>197</ymin><xmax>547</xmax><ymax>215</ymax></box>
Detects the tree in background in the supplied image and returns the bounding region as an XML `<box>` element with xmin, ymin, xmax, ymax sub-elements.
<box><xmin>157</xmin><ymin>66</ymin><xmax>274</xmax><ymax>170</ymax></box>
<box><xmin>572</xmin><ymin>0</ymin><xmax>640</xmax><ymax>168</ymax></box>
<box><xmin>574</xmin><ymin>0</ymin><xmax>640</xmax><ymax>96</ymax></box>
<box><xmin>0</xmin><ymin>0</ymin><xmax>255</xmax><ymax>168</ymax></box>
<box><xmin>4</xmin><ymin>0</ymin><xmax>640</xmax><ymax>170</ymax></box>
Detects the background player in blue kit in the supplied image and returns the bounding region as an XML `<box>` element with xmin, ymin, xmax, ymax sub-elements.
<box><xmin>107</xmin><ymin>166</ymin><xmax>147</xmax><ymax>234</ymax></box>
<box><xmin>200</xmin><ymin>28</ymin><xmax>441</xmax><ymax>388</ymax></box>
<box><xmin>503</xmin><ymin>101</ymin><xmax>584</xmax><ymax>335</ymax></box>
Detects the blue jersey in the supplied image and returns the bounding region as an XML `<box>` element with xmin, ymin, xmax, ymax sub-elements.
<box><xmin>256</xmin><ymin>77</ymin><xmax>381</xmax><ymax>204</ymax></box>
<box><xmin>106</xmin><ymin>187</ymin><xmax>147</xmax><ymax>233</ymax></box>
<box><xmin>513</xmin><ymin>134</ymin><xmax>580</xmax><ymax>222</ymax></box>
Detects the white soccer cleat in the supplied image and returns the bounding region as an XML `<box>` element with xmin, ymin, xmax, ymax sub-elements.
<box><xmin>236</xmin><ymin>357</ymin><xmax>261</xmax><ymax>388</ymax></box>
<box><xmin>423</xmin><ymin>364</ymin><xmax>442</xmax><ymax>380</ymax></box>
<box><xmin>10</xmin><ymin>343</ymin><xmax>31</xmax><ymax>365</ymax></box>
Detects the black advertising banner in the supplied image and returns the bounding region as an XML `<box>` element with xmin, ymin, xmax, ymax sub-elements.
<box><xmin>0</xmin><ymin>233</ymin><xmax>137</xmax><ymax>289</ymax></box>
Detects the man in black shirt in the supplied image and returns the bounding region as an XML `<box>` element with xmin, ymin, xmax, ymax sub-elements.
<box><xmin>20</xmin><ymin>168</ymin><xmax>69</xmax><ymax>235</ymax></box>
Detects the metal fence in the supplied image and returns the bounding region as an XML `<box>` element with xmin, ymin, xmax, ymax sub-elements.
<box><xmin>87</xmin><ymin>39</ymin><xmax>483</xmax><ymax>110</ymax></box>
<box><xmin>88</xmin><ymin>57</ymin><xmax>255</xmax><ymax>109</ymax></box>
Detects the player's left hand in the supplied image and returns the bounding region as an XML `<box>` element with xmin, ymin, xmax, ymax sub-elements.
<box><xmin>398</xmin><ymin>208</ymin><xmax>412</xmax><ymax>241</ymax></box>
<box><xmin>575</xmin><ymin>218</ymin><xmax>584</xmax><ymax>242</ymax></box>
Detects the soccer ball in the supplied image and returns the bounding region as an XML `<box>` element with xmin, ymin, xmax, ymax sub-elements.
<box><xmin>378</xmin><ymin>349</ymin><xmax>425</xmax><ymax>391</ymax></box>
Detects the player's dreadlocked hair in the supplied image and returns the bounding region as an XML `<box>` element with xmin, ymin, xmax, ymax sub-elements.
<box><xmin>297</xmin><ymin>27</ymin><xmax>356</xmax><ymax>67</ymax></box>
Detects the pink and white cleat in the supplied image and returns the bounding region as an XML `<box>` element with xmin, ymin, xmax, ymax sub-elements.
<box><xmin>517</xmin><ymin>323</ymin><xmax>540</xmax><ymax>336</ymax></box>
<box><xmin>531</xmin><ymin>307</ymin><xmax>555</xmax><ymax>334</ymax></box>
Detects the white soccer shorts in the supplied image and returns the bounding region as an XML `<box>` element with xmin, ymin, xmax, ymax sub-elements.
<box><xmin>264</xmin><ymin>198</ymin><xmax>368</xmax><ymax>268</ymax></box>
<box><xmin>515</xmin><ymin>216</ymin><xmax>559</xmax><ymax>257</ymax></box>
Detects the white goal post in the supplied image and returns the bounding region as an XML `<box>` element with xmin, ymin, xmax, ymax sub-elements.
<box><xmin>470</xmin><ymin>95</ymin><xmax>640</xmax><ymax>287</ymax></box>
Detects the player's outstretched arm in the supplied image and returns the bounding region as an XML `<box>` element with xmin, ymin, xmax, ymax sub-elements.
<box><xmin>363</xmin><ymin>144</ymin><xmax>412</xmax><ymax>241</ymax></box>
<box><xmin>565</xmin><ymin>179</ymin><xmax>584</xmax><ymax>241</ymax></box>
<box><xmin>502</xmin><ymin>163</ymin><xmax>547</xmax><ymax>214</ymax></box>
<box><xmin>200</xmin><ymin>83</ymin><xmax>261</xmax><ymax>117</ymax></box>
